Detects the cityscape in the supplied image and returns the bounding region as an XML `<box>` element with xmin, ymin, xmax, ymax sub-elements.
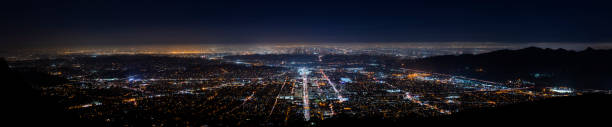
<box><xmin>3</xmin><ymin>0</ymin><xmax>612</xmax><ymax>126</ymax></box>
<box><xmin>3</xmin><ymin>44</ymin><xmax>612</xmax><ymax>126</ymax></box>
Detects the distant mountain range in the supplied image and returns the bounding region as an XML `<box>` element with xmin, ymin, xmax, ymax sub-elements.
<box><xmin>402</xmin><ymin>47</ymin><xmax>612</xmax><ymax>89</ymax></box>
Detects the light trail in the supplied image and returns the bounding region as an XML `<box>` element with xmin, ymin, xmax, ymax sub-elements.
<box><xmin>268</xmin><ymin>77</ymin><xmax>288</xmax><ymax>117</ymax></box>
<box><xmin>319</xmin><ymin>69</ymin><xmax>344</xmax><ymax>102</ymax></box>
<box><xmin>317</xmin><ymin>55</ymin><xmax>344</xmax><ymax>102</ymax></box>
<box><xmin>229</xmin><ymin>90</ymin><xmax>256</xmax><ymax>113</ymax></box>
<box><xmin>299</xmin><ymin>68</ymin><xmax>311</xmax><ymax>121</ymax></box>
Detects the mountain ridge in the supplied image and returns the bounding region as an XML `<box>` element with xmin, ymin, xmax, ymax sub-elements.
<box><xmin>403</xmin><ymin>47</ymin><xmax>612</xmax><ymax>89</ymax></box>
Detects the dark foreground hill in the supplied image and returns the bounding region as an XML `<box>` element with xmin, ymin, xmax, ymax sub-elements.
<box><xmin>446</xmin><ymin>93</ymin><xmax>612</xmax><ymax>121</ymax></box>
<box><xmin>318</xmin><ymin>93</ymin><xmax>612</xmax><ymax>126</ymax></box>
<box><xmin>402</xmin><ymin>47</ymin><xmax>612</xmax><ymax>89</ymax></box>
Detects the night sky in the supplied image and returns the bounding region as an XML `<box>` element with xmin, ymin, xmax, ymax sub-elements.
<box><xmin>2</xmin><ymin>0</ymin><xmax>612</xmax><ymax>47</ymax></box>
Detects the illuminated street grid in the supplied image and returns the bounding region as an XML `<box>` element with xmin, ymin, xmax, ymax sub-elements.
<box><xmin>8</xmin><ymin>54</ymin><xmax>580</xmax><ymax>126</ymax></box>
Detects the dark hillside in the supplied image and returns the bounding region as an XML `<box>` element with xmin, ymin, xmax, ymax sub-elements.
<box><xmin>402</xmin><ymin>47</ymin><xmax>612</xmax><ymax>89</ymax></box>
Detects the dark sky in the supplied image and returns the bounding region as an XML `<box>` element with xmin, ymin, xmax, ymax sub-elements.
<box><xmin>2</xmin><ymin>0</ymin><xmax>612</xmax><ymax>47</ymax></box>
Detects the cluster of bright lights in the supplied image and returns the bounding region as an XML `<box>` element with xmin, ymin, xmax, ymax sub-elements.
<box><xmin>550</xmin><ymin>87</ymin><xmax>574</xmax><ymax>93</ymax></box>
